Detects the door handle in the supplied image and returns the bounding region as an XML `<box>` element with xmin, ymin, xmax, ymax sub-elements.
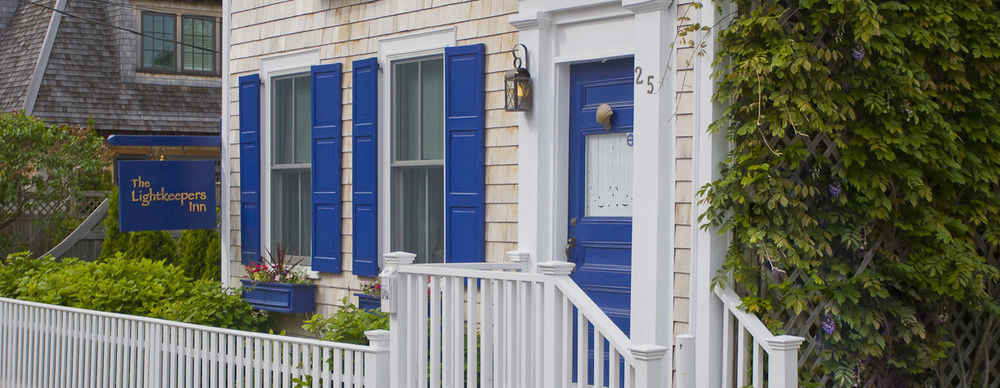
<box><xmin>565</xmin><ymin>237</ymin><xmax>577</xmax><ymax>260</ymax></box>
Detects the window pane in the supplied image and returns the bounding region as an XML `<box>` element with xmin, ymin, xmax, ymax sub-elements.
<box><xmin>181</xmin><ymin>16</ymin><xmax>214</xmax><ymax>72</ymax></box>
<box><xmin>420</xmin><ymin>59</ymin><xmax>444</xmax><ymax>160</ymax></box>
<box><xmin>142</xmin><ymin>13</ymin><xmax>175</xmax><ymax>70</ymax></box>
<box><xmin>585</xmin><ymin>132</ymin><xmax>634</xmax><ymax>217</ymax></box>
<box><xmin>271</xmin><ymin>169</ymin><xmax>311</xmax><ymax>265</ymax></box>
<box><xmin>272</xmin><ymin>77</ymin><xmax>294</xmax><ymax>165</ymax></box>
<box><xmin>294</xmin><ymin>76</ymin><xmax>311</xmax><ymax>164</ymax></box>
<box><xmin>394</xmin><ymin>62</ymin><xmax>420</xmax><ymax>161</ymax></box>
<box><xmin>426</xmin><ymin>167</ymin><xmax>444</xmax><ymax>262</ymax></box>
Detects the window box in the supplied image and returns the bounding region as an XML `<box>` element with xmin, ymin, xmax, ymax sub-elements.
<box><xmin>240</xmin><ymin>279</ymin><xmax>316</xmax><ymax>313</ymax></box>
<box><xmin>354</xmin><ymin>292</ymin><xmax>381</xmax><ymax>311</ymax></box>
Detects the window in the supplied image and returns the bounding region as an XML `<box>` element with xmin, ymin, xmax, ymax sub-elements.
<box><xmin>140</xmin><ymin>11</ymin><xmax>219</xmax><ymax>74</ymax></box>
<box><xmin>271</xmin><ymin>74</ymin><xmax>312</xmax><ymax>264</ymax></box>
<box><xmin>141</xmin><ymin>12</ymin><xmax>174</xmax><ymax>70</ymax></box>
<box><xmin>391</xmin><ymin>56</ymin><xmax>445</xmax><ymax>263</ymax></box>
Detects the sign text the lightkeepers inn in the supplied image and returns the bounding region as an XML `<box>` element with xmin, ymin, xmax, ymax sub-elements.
<box><xmin>117</xmin><ymin>160</ymin><xmax>216</xmax><ymax>232</ymax></box>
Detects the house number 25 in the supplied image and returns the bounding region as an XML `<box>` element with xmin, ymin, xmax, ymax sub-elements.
<box><xmin>634</xmin><ymin>66</ymin><xmax>654</xmax><ymax>94</ymax></box>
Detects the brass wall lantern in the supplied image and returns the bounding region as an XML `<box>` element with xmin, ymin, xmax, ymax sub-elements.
<box><xmin>504</xmin><ymin>44</ymin><xmax>532</xmax><ymax>112</ymax></box>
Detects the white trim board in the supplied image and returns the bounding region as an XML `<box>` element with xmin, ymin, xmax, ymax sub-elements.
<box><xmin>258</xmin><ymin>49</ymin><xmax>321</xmax><ymax>272</ymax></box>
<box><xmin>376</xmin><ymin>28</ymin><xmax>457</xmax><ymax>266</ymax></box>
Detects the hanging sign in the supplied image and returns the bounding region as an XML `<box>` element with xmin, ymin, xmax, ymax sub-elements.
<box><xmin>117</xmin><ymin>160</ymin><xmax>216</xmax><ymax>232</ymax></box>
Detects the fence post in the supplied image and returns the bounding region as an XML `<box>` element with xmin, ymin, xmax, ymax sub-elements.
<box><xmin>765</xmin><ymin>335</ymin><xmax>805</xmax><ymax>388</ymax></box>
<box><xmin>384</xmin><ymin>251</ymin><xmax>415</xmax><ymax>388</ymax></box>
<box><xmin>537</xmin><ymin>261</ymin><xmax>575</xmax><ymax>387</ymax></box>
<box><xmin>506</xmin><ymin>250</ymin><xmax>531</xmax><ymax>271</ymax></box>
<box><xmin>674</xmin><ymin>334</ymin><xmax>694</xmax><ymax>388</ymax></box>
<box><xmin>630</xmin><ymin>344</ymin><xmax>669</xmax><ymax>388</ymax></box>
<box><xmin>365</xmin><ymin>330</ymin><xmax>391</xmax><ymax>388</ymax></box>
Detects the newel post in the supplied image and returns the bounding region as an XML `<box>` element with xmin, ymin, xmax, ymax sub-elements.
<box><xmin>630</xmin><ymin>344</ymin><xmax>670</xmax><ymax>388</ymax></box>
<box><xmin>538</xmin><ymin>261</ymin><xmax>575</xmax><ymax>387</ymax></box>
<box><xmin>383</xmin><ymin>251</ymin><xmax>415</xmax><ymax>388</ymax></box>
<box><xmin>765</xmin><ymin>335</ymin><xmax>805</xmax><ymax>388</ymax></box>
<box><xmin>364</xmin><ymin>329</ymin><xmax>391</xmax><ymax>388</ymax></box>
<box><xmin>674</xmin><ymin>334</ymin><xmax>695</xmax><ymax>388</ymax></box>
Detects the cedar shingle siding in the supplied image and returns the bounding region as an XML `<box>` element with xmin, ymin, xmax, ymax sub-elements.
<box><xmin>0</xmin><ymin>0</ymin><xmax>51</xmax><ymax>113</ymax></box>
<box><xmin>0</xmin><ymin>0</ymin><xmax>221</xmax><ymax>135</ymax></box>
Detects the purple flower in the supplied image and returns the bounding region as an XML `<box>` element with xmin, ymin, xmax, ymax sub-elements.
<box><xmin>841</xmin><ymin>82</ymin><xmax>852</xmax><ymax>93</ymax></box>
<box><xmin>829</xmin><ymin>182</ymin><xmax>842</xmax><ymax>198</ymax></box>
<box><xmin>852</xmin><ymin>45</ymin><xmax>865</xmax><ymax>61</ymax></box>
<box><xmin>818</xmin><ymin>218</ymin><xmax>830</xmax><ymax>228</ymax></box>
<box><xmin>821</xmin><ymin>316</ymin><xmax>836</xmax><ymax>335</ymax></box>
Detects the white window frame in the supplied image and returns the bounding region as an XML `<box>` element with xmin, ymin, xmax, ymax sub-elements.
<box><xmin>259</xmin><ymin>49</ymin><xmax>321</xmax><ymax>275</ymax></box>
<box><xmin>377</xmin><ymin>28</ymin><xmax>456</xmax><ymax>265</ymax></box>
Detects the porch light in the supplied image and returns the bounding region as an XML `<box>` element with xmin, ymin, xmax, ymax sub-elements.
<box><xmin>504</xmin><ymin>44</ymin><xmax>532</xmax><ymax>112</ymax></box>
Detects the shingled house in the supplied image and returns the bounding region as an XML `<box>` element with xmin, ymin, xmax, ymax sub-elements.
<box><xmin>0</xmin><ymin>0</ymin><xmax>222</xmax><ymax>136</ymax></box>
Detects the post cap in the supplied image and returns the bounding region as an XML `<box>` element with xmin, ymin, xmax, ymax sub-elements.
<box><xmin>383</xmin><ymin>251</ymin><xmax>416</xmax><ymax>265</ymax></box>
<box><xmin>364</xmin><ymin>329</ymin><xmax>391</xmax><ymax>349</ymax></box>
<box><xmin>537</xmin><ymin>261</ymin><xmax>575</xmax><ymax>276</ymax></box>
<box><xmin>629</xmin><ymin>343</ymin><xmax>670</xmax><ymax>361</ymax></box>
<box><xmin>765</xmin><ymin>335</ymin><xmax>806</xmax><ymax>351</ymax></box>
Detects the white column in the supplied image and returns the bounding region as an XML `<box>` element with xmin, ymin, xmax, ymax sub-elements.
<box><xmin>383</xmin><ymin>251</ymin><xmax>415</xmax><ymax>388</ymax></box>
<box><xmin>624</xmin><ymin>2</ymin><xmax>677</xmax><ymax>386</ymax></box>
<box><xmin>693</xmin><ymin>2</ymin><xmax>730</xmax><ymax>387</ymax></box>
<box><xmin>765</xmin><ymin>335</ymin><xmax>805</xmax><ymax>388</ymax></box>
<box><xmin>364</xmin><ymin>330</ymin><xmax>391</xmax><ymax>388</ymax></box>
<box><xmin>509</xmin><ymin>12</ymin><xmax>556</xmax><ymax>265</ymax></box>
<box><xmin>219</xmin><ymin>0</ymin><xmax>232</xmax><ymax>287</ymax></box>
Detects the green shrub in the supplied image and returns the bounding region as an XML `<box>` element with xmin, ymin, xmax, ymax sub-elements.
<box><xmin>0</xmin><ymin>252</ymin><xmax>268</xmax><ymax>332</ymax></box>
<box><xmin>301</xmin><ymin>297</ymin><xmax>389</xmax><ymax>345</ymax></box>
<box><xmin>178</xmin><ymin>228</ymin><xmax>221</xmax><ymax>280</ymax></box>
<box><xmin>99</xmin><ymin>187</ymin><xmax>128</xmax><ymax>260</ymax></box>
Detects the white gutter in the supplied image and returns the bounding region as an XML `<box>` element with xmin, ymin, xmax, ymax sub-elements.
<box><xmin>23</xmin><ymin>0</ymin><xmax>68</xmax><ymax>114</ymax></box>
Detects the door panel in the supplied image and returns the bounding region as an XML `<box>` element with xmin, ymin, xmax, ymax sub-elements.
<box><xmin>567</xmin><ymin>57</ymin><xmax>634</xmax><ymax>386</ymax></box>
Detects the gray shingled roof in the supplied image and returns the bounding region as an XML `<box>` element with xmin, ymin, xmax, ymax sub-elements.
<box><xmin>0</xmin><ymin>0</ymin><xmax>221</xmax><ymax>135</ymax></box>
<box><xmin>0</xmin><ymin>0</ymin><xmax>53</xmax><ymax>113</ymax></box>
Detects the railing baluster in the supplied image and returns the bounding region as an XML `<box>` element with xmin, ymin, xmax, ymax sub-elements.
<box><xmin>430</xmin><ymin>275</ymin><xmax>441</xmax><ymax>387</ymax></box>
<box><xmin>595</xmin><ymin>330</ymin><xmax>605</xmax><ymax>388</ymax></box>
<box><xmin>737</xmin><ymin>322</ymin><xmax>747</xmax><ymax>386</ymax></box>
<box><xmin>418</xmin><ymin>274</ymin><xmax>429</xmax><ymax>388</ymax></box>
<box><xmin>442</xmin><ymin>275</ymin><xmax>453</xmax><ymax>387</ymax></box>
<box><xmin>721</xmin><ymin>310</ymin><xmax>733</xmax><ymax>388</ymax></box>
<box><xmin>505</xmin><ymin>280</ymin><xmax>514</xmax><ymax>388</ymax></box>
<box><xmin>578</xmin><ymin>310</ymin><xmax>587</xmax><ymax>388</ymax></box>
<box><xmin>467</xmin><ymin>277</ymin><xmax>478</xmax><ymax>388</ymax></box>
<box><xmin>451</xmin><ymin>275</ymin><xmax>464</xmax><ymax>387</ymax></box>
<box><xmin>518</xmin><ymin>280</ymin><xmax>528</xmax><ymax>388</ymax></box>
<box><xmin>479</xmin><ymin>277</ymin><xmax>493</xmax><ymax>388</ymax></box>
<box><xmin>610</xmin><ymin>346</ymin><xmax>621</xmax><ymax>388</ymax></box>
<box><xmin>752</xmin><ymin>340</ymin><xmax>763</xmax><ymax>388</ymax></box>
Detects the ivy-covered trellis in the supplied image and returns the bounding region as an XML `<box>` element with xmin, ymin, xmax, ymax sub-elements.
<box><xmin>700</xmin><ymin>0</ymin><xmax>1000</xmax><ymax>386</ymax></box>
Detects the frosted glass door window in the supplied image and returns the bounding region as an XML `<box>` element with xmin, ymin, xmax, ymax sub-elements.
<box><xmin>270</xmin><ymin>74</ymin><xmax>312</xmax><ymax>262</ymax></box>
<box><xmin>585</xmin><ymin>132</ymin><xmax>634</xmax><ymax>217</ymax></box>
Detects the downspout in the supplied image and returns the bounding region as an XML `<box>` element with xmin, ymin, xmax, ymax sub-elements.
<box><xmin>23</xmin><ymin>0</ymin><xmax>68</xmax><ymax>114</ymax></box>
<box><xmin>220</xmin><ymin>0</ymin><xmax>232</xmax><ymax>287</ymax></box>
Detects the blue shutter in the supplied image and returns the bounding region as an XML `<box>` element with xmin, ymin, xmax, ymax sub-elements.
<box><xmin>352</xmin><ymin>58</ymin><xmax>379</xmax><ymax>276</ymax></box>
<box><xmin>311</xmin><ymin>63</ymin><xmax>343</xmax><ymax>273</ymax></box>
<box><xmin>239</xmin><ymin>74</ymin><xmax>261</xmax><ymax>265</ymax></box>
<box><xmin>444</xmin><ymin>44</ymin><xmax>486</xmax><ymax>263</ymax></box>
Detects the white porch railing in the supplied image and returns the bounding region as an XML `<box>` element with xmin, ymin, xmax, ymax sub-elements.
<box><xmin>384</xmin><ymin>252</ymin><xmax>668</xmax><ymax>388</ymax></box>
<box><xmin>712</xmin><ymin>287</ymin><xmax>804</xmax><ymax>388</ymax></box>
<box><xmin>0</xmin><ymin>297</ymin><xmax>390</xmax><ymax>388</ymax></box>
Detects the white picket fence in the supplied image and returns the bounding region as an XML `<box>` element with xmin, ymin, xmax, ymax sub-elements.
<box><xmin>714</xmin><ymin>287</ymin><xmax>804</xmax><ymax>388</ymax></box>
<box><xmin>384</xmin><ymin>252</ymin><xmax>669</xmax><ymax>388</ymax></box>
<box><xmin>0</xmin><ymin>297</ymin><xmax>389</xmax><ymax>388</ymax></box>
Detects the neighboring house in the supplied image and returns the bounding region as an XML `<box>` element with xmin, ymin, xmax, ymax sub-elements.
<box><xmin>0</xmin><ymin>0</ymin><xmax>222</xmax><ymax>136</ymax></box>
<box><xmin>224</xmin><ymin>0</ymin><xmax>732</xmax><ymax>386</ymax></box>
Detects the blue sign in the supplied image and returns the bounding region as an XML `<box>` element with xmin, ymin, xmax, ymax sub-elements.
<box><xmin>117</xmin><ymin>160</ymin><xmax>216</xmax><ymax>232</ymax></box>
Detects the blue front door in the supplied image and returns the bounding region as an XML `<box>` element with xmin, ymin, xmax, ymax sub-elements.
<box><xmin>568</xmin><ymin>57</ymin><xmax>635</xmax><ymax>385</ymax></box>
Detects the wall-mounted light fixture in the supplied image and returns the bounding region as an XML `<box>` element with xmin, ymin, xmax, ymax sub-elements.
<box><xmin>504</xmin><ymin>44</ymin><xmax>532</xmax><ymax>112</ymax></box>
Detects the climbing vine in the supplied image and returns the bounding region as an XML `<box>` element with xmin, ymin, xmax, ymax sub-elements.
<box><xmin>701</xmin><ymin>0</ymin><xmax>1000</xmax><ymax>385</ymax></box>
